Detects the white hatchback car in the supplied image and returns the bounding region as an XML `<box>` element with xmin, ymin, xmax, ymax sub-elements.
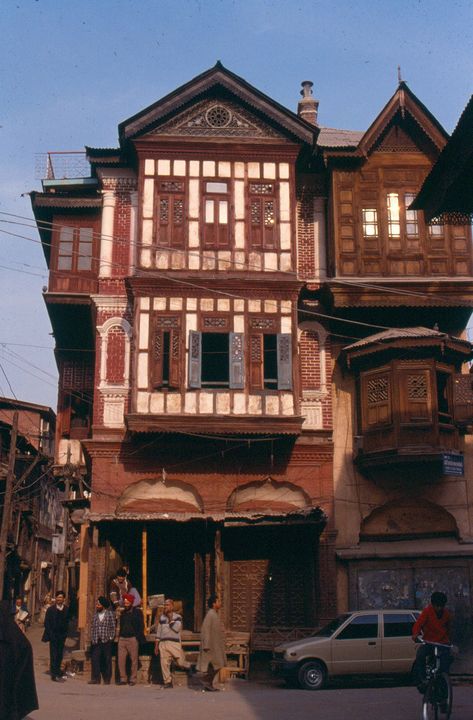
<box><xmin>270</xmin><ymin>609</ymin><xmax>420</xmax><ymax>690</ymax></box>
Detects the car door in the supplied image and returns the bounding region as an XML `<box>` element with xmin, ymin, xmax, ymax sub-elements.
<box><xmin>381</xmin><ymin>611</ymin><xmax>419</xmax><ymax>673</ymax></box>
<box><xmin>331</xmin><ymin>613</ymin><xmax>382</xmax><ymax>675</ymax></box>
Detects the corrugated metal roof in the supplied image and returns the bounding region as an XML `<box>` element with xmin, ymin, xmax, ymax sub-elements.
<box><xmin>344</xmin><ymin>326</ymin><xmax>469</xmax><ymax>351</ymax></box>
<box><xmin>32</xmin><ymin>196</ymin><xmax>101</xmax><ymax>209</ymax></box>
<box><xmin>85</xmin><ymin>507</ymin><xmax>326</xmax><ymax>524</ymax></box>
<box><xmin>317</xmin><ymin>127</ymin><xmax>363</xmax><ymax>148</ymax></box>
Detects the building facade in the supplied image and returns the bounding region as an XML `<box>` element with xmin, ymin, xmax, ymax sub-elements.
<box><xmin>0</xmin><ymin>397</ymin><xmax>61</xmax><ymax>617</ymax></box>
<box><xmin>31</xmin><ymin>65</ymin><xmax>473</xmax><ymax>650</ymax></box>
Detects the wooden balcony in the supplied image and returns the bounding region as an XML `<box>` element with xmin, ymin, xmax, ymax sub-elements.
<box><xmin>48</xmin><ymin>271</ymin><xmax>98</xmax><ymax>295</ymax></box>
<box><xmin>356</xmin><ymin>416</ymin><xmax>459</xmax><ymax>470</ymax></box>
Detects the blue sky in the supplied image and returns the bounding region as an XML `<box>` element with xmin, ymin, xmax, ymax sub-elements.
<box><xmin>1</xmin><ymin>0</ymin><xmax>472</xmax><ymax>409</ymax></box>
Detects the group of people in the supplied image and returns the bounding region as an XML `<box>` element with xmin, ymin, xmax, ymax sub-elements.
<box><xmin>87</xmin><ymin>577</ymin><xmax>225</xmax><ymax>691</ymax></box>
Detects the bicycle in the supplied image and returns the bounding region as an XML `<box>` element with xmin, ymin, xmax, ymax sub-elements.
<box><xmin>417</xmin><ymin>639</ymin><xmax>453</xmax><ymax>720</ymax></box>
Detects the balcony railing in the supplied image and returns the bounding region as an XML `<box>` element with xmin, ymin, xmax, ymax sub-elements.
<box><xmin>35</xmin><ymin>152</ymin><xmax>91</xmax><ymax>181</ymax></box>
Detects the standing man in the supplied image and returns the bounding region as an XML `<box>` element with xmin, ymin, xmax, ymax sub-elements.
<box><xmin>42</xmin><ymin>590</ymin><xmax>69</xmax><ymax>682</ymax></box>
<box><xmin>88</xmin><ymin>596</ymin><xmax>116</xmax><ymax>685</ymax></box>
<box><xmin>117</xmin><ymin>593</ymin><xmax>145</xmax><ymax>686</ymax></box>
<box><xmin>13</xmin><ymin>597</ymin><xmax>30</xmax><ymax>634</ymax></box>
<box><xmin>0</xmin><ymin>601</ymin><xmax>39</xmax><ymax>720</ymax></box>
<box><xmin>197</xmin><ymin>594</ymin><xmax>226</xmax><ymax>692</ymax></box>
<box><xmin>412</xmin><ymin>590</ymin><xmax>453</xmax><ymax>690</ymax></box>
<box><xmin>154</xmin><ymin>598</ymin><xmax>193</xmax><ymax>688</ymax></box>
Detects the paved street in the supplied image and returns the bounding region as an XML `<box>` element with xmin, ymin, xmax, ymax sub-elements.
<box><xmin>25</xmin><ymin>626</ymin><xmax>473</xmax><ymax>720</ymax></box>
<box><xmin>26</xmin><ymin>675</ymin><xmax>473</xmax><ymax>720</ymax></box>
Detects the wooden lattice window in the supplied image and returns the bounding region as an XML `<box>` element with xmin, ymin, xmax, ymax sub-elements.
<box><xmin>249</xmin><ymin>182</ymin><xmax>277</xmax><ymax>249</ymax></box>
<box><xmin>156</xmin><ymin>180</ymin><xmax>185</xmax><ymax>248</ymax></box>
<box><xmin>249</xmin><ymin>333</ymin><xmax>292</xmax><ymax>391</ymax></box>
<box><xmin>360</xmin><ymin>370</ymin><xmax>392</xmax><ymax>429</ymax></box>
<box><xmin>398</xmin><ymin>367</ymin><xmax>432</xmax><ymax>423</ymax></box>
<box><xmin>151</xmin><ymin>315</ymin><xmax>181</xmax><ymax>389</ymax></box>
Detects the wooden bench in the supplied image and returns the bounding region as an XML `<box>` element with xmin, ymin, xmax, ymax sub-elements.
<box><xmin>179</xmin><ymin>630</ymin><xmax>250</xmax><ymax>681</ymax></box>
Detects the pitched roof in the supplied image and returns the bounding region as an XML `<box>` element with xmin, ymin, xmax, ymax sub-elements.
<box><xmin>118</xmin><ymin>61</ymin><xmax>318</xmax><ymax>146</ymax></box>
<box><xmin>412</xmin><ymin>94</ymin><xmax>473</xmax><ymax>220</ymax></box>
<box><xmin>317</xmin><ymin>127</ymin><xmax>363</xmax><ymax>148</ymax></box>
<box><xmin>344</xmin><ymin>326</ymin><xmax>471</xmax><ymax>353</ymax></box>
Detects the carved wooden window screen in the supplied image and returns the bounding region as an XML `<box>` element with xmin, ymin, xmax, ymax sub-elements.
<box><xmin>156</xmin><ymin>180</ymin><xmax>185</xmax><ymax>248</ymax></box>
<box><xmin>361</xmin><ymin>370</ymin><xmax>392</xmax><ymax>428</ymax></box>
<box><xmin>151</xmin><ymin>315</ymin><xmax>181</xmax><ymax>389</ymax></box>
<box><xmin>249</xmin><ymin>333</ymin><xmax>292</xmax><ymax>391</ymax></box>
<box><xmin>249</xmin><ymin>182</ymin><xmax>277</xmax><ymax>249</ymax></box>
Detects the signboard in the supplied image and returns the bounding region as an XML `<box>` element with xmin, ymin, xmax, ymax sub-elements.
<box><xmin>52</xmin><ymin>533</ymin><xmax>65</xmax><ymax>554</ymax></box>
<box><xmin>442</xmin><ymin>453</ymin><xmax>464</xmax><ymax>477</ymax></box>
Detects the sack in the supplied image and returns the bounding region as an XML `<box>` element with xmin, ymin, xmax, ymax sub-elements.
<box><xmin>41</xmin><ymin>629</ymin><xmax>50</xmax><ymax>643</ymax></box>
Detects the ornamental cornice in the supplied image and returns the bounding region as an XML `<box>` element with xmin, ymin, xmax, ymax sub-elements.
<box><xmin>91</xmin><ymin>295</ymin><xmax>131</xmax><ymax>313</ymax></box>
<box><xmin>127</xmin><ymin>273</ymin><xmax>303</xmax><ymax>299</ymax></box>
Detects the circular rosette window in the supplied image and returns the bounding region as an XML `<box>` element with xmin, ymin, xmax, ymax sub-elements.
<box><xmin>206</xmin><ymin>105</ymin><xmax>231</xmax><ymax>128</ymax></box>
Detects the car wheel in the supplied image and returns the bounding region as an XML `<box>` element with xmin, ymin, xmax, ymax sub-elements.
<box><xmin>297</xmin><ymin>661</ymin><xmax>326</xmax><ymax>690</ymax></box>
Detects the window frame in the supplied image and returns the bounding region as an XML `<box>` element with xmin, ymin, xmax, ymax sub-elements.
<box><xmin>201</xmin><ymin>178</ymin><xmax>232</xmax><ymax>249</ymax></box>
<box><xmin>52</xmin><ymin>217</ymin><xmax>98</xmax><ymax>275</ymax></box>
<box><xmin>247</xmin><ymin>181</ymin><xmax>279</xmax><ymax>250</ymax></box>
<box><xmin>150</xmin><ymin>314</ymin><xmax>182</xmax><ymax>391</ymax></box>
<box><xmin>154</xmin><ymin>178</ymin><xmax>186</xmax><ymax>249</ymax></box>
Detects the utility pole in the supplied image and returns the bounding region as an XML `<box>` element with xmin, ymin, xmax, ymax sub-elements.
<box><xmin>0</xmin><ymin>411</ymin><xmax>19</xmax><ymax>599</ymax></box>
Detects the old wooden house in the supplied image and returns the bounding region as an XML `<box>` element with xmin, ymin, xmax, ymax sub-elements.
<box><xmin>31</xmin><ymin>65</ymin><xmax>473</xmax><ymax>649</ymax></box>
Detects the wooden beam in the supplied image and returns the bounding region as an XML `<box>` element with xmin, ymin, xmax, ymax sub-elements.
<box><xmin>142</xmin><ymin>526</ymin><xmax>148</xmax><ymax>631</ymax></box>
<box><xmin>78</xmin><ymin>522</ymin><xmax>90</xmax><ymax>632</ymax></box>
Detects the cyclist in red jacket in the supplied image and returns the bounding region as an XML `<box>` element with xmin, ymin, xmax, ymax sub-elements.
<box><xmin>412</xmin><ymin>591</ymin><xmax>452</xmax><ymax>691</ymax></box>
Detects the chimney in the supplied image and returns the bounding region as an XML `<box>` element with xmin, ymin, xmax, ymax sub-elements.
<box><xmin>297</xmin><ymin>81</ymin><xmax>319</xmax><ymax>126</ymax></box>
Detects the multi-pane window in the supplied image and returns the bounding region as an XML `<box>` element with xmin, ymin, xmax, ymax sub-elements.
<box><xmin>249</xmin><ymin>182</ymin><xmax>277</xmax><ymax>249</ymax></box>
<box><xmin>404</xmin><ymin>192</ymin><xmax>419</xmax><ymax>238</ymax></box>
<box><xmin>387</xmin><ymin>193</ymin><xmax>401</xmax><ymax>239</ymax></box>
<box><xmin>156</xmin><ymin>180</ymin><xmax>185</xmax><ymax>248</ymax></box>
<box><xmin>57</xmin><ymin>225</ymin><xmax>94</xmax><ymax>272</ymax></box>
<box><xmin>362</xmin><ymin>208</ymin><xmax>379</xmax><ymax>238</ymax></box>
<box><xmin>203</xmin><ymin>180</ymin><xmax>230</xmax><ymax>247</ymax></box>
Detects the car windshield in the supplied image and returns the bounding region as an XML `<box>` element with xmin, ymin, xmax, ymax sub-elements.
<box><xmin>312</xmin><ymin>614</ymin><xmax>350</xmax><ymax>637</ymax></box>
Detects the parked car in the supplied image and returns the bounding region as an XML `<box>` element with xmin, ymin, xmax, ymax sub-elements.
<box><xmin>270</xmin><ymin>609</ymin><xmax>420</xmax><ymax>690</ymax></box>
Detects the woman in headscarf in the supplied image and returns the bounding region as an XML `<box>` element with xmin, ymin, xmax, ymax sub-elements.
<box><xmin>0</xmin><ymin>600</ymin><xmax>39</xmax><ymax>719</ymax></box>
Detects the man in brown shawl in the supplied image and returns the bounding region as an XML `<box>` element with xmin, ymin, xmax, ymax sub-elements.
<box><xmin>0</xmin><ymin>600</ymin><xmax>39</xmax><ymax>719</ymax></box>
<box><xmin>197</xmin><ymin>594</ymin><xmax>226</xmax><ymax>691</ymax></box>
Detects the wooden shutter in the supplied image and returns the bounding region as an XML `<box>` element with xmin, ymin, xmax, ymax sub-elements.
<box><xmin>157</xmin><ymin>182</ymin><xmax>185</xmax><ymax>248</ymax></box>
<box><xmin>360</xmin><ymin>369</ymin><xmax>392</xmax><ymax>430</ymax></box>
<box><xmin>168</xmin><ymin>329</ymin><xmax>181</xmax><ymax>388</ymax></box>
<box><xmin>397</xmin><ymin>366</ymin><xmax>433</xmax><ymax>423</ymax></box>
<box><xmin>277</xmin><ymin>334</ymin><xmax>292</xmax><ymax>390</ymax></box>
<box><xmin>229</xmin><ymin>332</ymin><xmax>244</xmax><ymax>389</ymax></box>
<box><xmin>249</xmin><ymin>334</ymin><xmax>264</xmax><ymax>390</ymax></box>
<box><xmin>453</xmin><ymin>374</ymin><xmax>473</xmax><ymax>425</ymax></box>
<box><xmin>188</xmin><ymin>331</ymin><xmax>202</xmax><ymax>389</ymax></box>
<box><xmin>151</xmin><ymin>329</ymin><xmax>164</xmax><ymax>388</ymax></box>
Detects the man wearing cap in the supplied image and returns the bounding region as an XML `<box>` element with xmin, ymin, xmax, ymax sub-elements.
<box><xmin>154</xmin><ymin>598</ymin><xmax>193</xmax><ymax>688</ymax></box>
<box><xmin>89</xmin><ymin>597</ymin><xmax>116</xmax><ymax>685</ymax></box>
<box><xmin>117</xmin><ymin>593</ymin><xmax>145</xmax><ymax>686</ymax></box>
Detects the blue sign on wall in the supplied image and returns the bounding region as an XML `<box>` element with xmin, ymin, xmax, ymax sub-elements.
<box><xmin>442</xmin><ymin>453</ymin><xmax>464</xmax><ymax>477</ymax></box>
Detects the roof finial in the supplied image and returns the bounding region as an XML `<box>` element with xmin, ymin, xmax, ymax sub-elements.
<box><xmin>397</xmin><ymin>65</ymin><xmax>402</xmax><ymax>84</ymax></box>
